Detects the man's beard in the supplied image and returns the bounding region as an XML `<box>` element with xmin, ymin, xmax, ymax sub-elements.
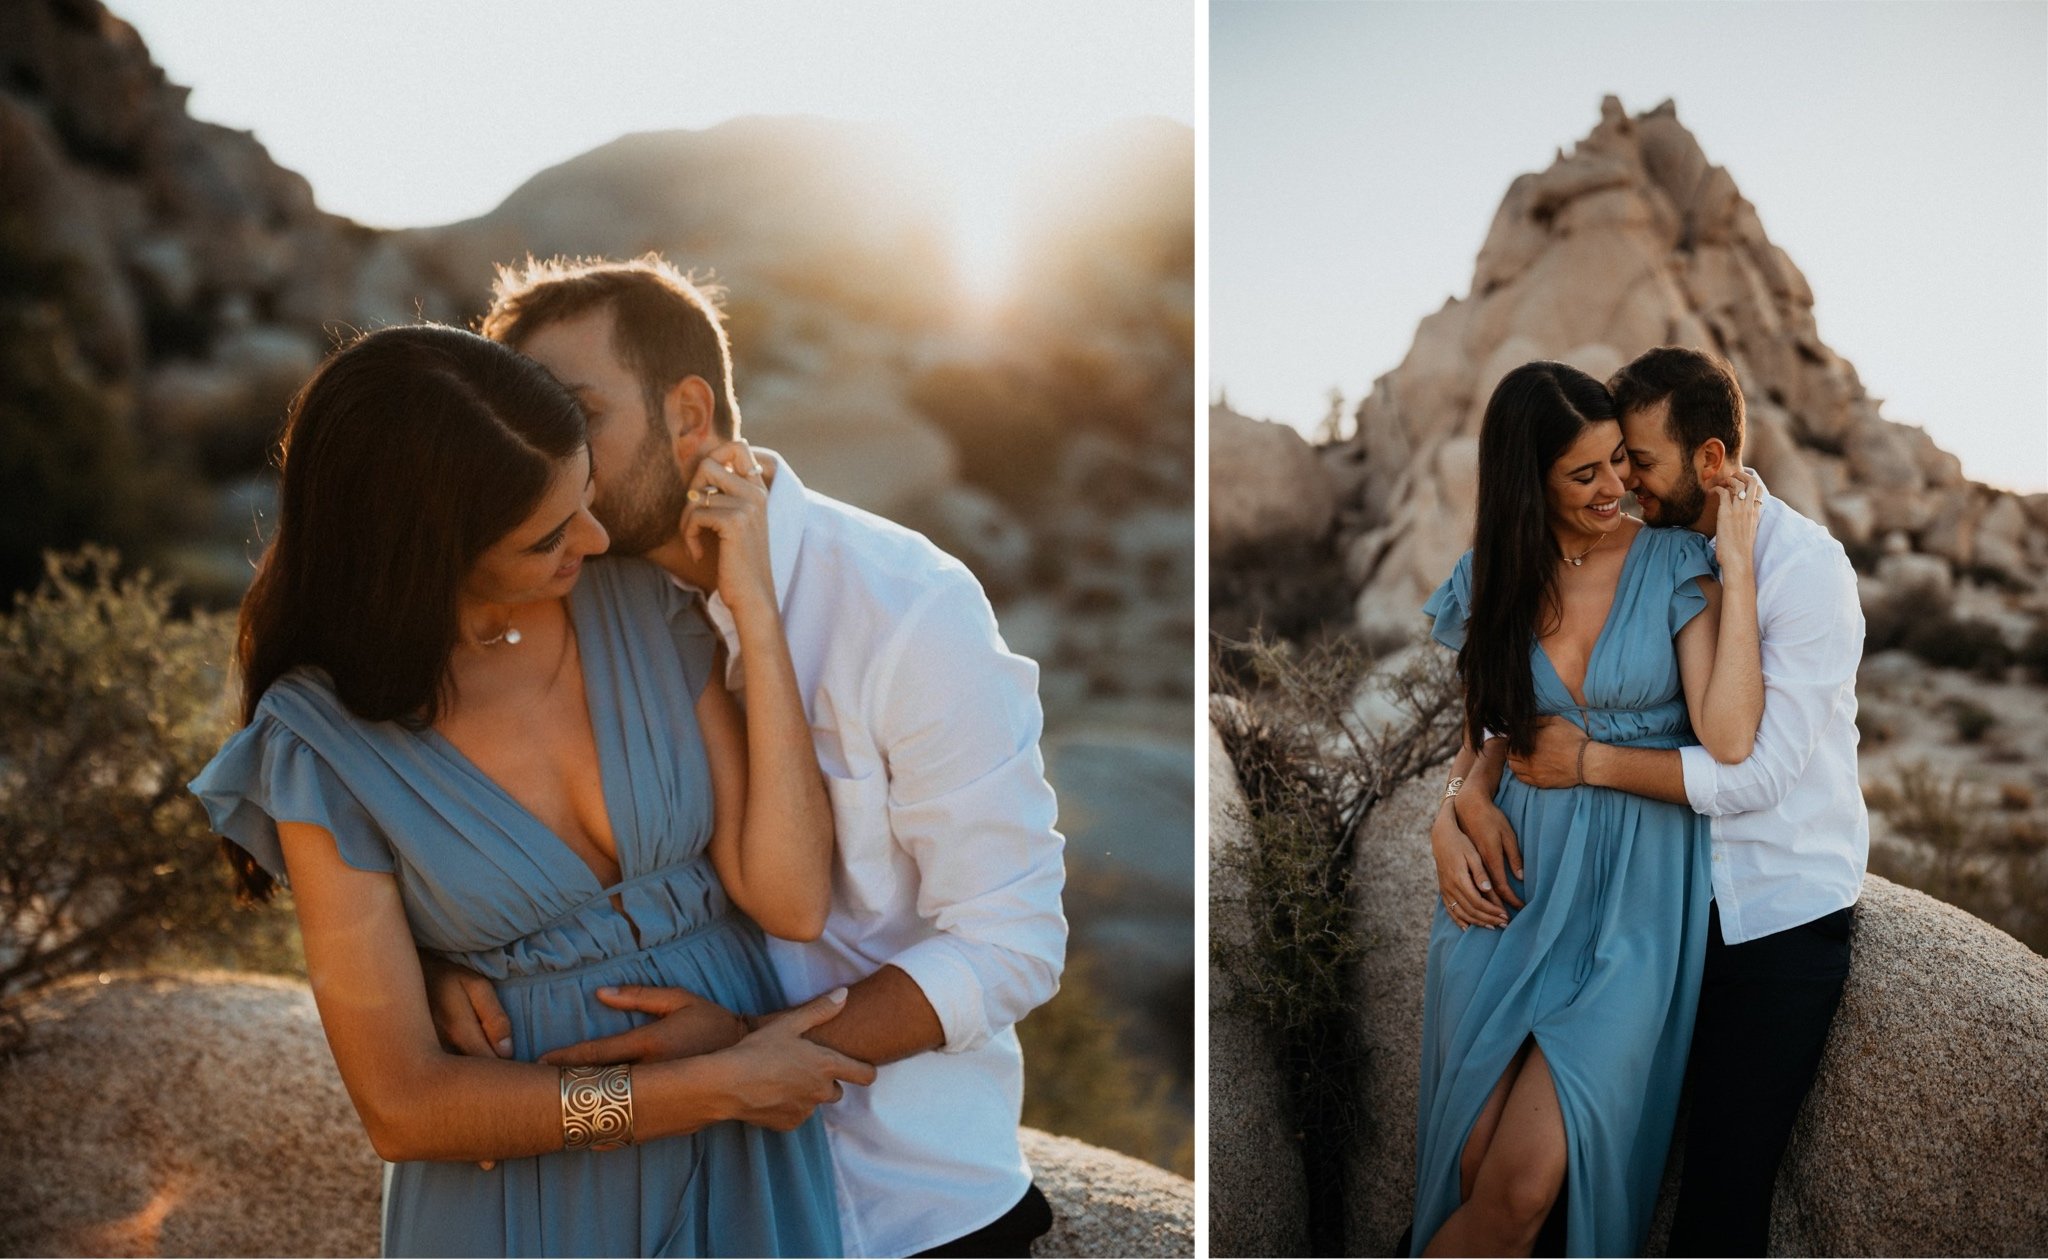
<box><xmin>1643</xmin><ymin>464</ymin><xmax>1708</xmax><ymax>528</ymax></box>
<box><xmin>593</xmin><ymin>420</ymin><xmax>691</xmax><ymax>556</ymax></box>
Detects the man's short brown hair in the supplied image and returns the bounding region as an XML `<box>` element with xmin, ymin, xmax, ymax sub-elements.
<box><xmin>482</xmin><ymin>254</ymin><xmax>740</xmax><ymax>440</ymax></box>
<box><xmin>1608</xmin><ymin>346</ymin><xmax>1744</xmax><ymax>465</ymax></box>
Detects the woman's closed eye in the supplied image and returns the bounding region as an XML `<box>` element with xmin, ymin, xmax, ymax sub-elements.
<box><xmin>529</xmin><ymin>526</ymin><xmax>569</xmax><ymax>555</ymax></box>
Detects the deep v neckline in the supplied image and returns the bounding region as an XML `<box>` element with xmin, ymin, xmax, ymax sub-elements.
<box><xmin>1535</xmin><ymin>523</ymin><xmax>1645</xmax><ymax>711</ymax></box>
<box><xmin>422</xmin><ymin>582</ymin><xmax>632</xmax><ymax>895</ymax></box>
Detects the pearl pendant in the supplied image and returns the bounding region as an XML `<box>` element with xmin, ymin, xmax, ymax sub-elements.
<box><xmin>503</xmin><ymin>627</ymin><xmax>523</xmax><ymax>645</ymax></box>
<box><xmin>1571</xmin><ymin>557</ymin><xmax>1583</xmax><ymax>566</ymax></box>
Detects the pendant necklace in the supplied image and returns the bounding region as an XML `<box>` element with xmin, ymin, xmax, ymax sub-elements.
<box><xmin>1567</xmin><ymin>531</ymin><xmax>1608</xmax><ymax>567</ymax></box>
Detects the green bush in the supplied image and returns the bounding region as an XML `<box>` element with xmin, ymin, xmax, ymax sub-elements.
<box><xmin>1946</xmin><ymin>698</ymin><xmax>1999</xmax><ymax>743</ymax></box>
<box><xmin>0</xmin><ymin>549</ymin><xmax>298</xmax><ymax>1043</ymax></box>
<box><xmin>1866</xmin><ymin>761</ymin><xmax>2048</xmax><ymax>955</ymax></box>
<box><xmin>2019</xmin><ymin>621</ymin><xmax>2048</xmax><ymax>684</ymax></box>
<box><xmin>1863</xmin><ymin>587</ymin><xmax>2016</xmax><ymax>679</ymax></box>
<box><xmin>1210</xmin><ymin>631</ymin><xmax>1460</xmax><ymax>1250</ymax></box>
<box><xmin>1019</xmin><ymin>953</ymin><xmax>1192</xmax><ymax>1176</ymax></box>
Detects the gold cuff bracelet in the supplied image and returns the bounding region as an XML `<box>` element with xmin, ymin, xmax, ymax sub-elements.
<box><xmin>559</xmin><ymin>1063</ymin><xmax>635</xmax><ymax>1151</ymax></box>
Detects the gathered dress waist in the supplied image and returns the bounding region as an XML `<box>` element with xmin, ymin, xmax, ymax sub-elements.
<box><xmin>442</xmin><ymin>855</ymin><xmax>737</xmax><ymax>983</ymax></box>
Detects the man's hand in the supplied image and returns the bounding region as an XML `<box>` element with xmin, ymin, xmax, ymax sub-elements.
<box><xmin>1508</xmin><ymin>717</ymin><xmax>1591</xmax><ymax>789</ymax></box>
<box><xmin>423</xmin><ymin>953</ymin><xmax>512</xmax><ymax>1059</ymax></box>
<box><xmin>1431</xmin><ymin>805</ymin><xmax>1508</xmax><ymax>930</ymax></box>
<box><xmin>1453</xmin><ymin>792</ymin><xmax>1525</xmax><ymax>903</ymax></box>
<box><xmin>538</xmin><ymin>985</ymin><xmax>750</xmax><ymax>1067</ymax></box>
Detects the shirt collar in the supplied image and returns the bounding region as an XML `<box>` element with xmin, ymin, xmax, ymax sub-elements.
<box><xmin>756</xmin><ymin>447</ymin><xmax>806</xmax><ymax>613</ymax></box>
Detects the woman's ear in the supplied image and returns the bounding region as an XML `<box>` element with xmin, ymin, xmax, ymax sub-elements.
<box><xmin>664</xmin><ymin>376</ymin><xmax>718</xmax><ymax>462</ymax></box>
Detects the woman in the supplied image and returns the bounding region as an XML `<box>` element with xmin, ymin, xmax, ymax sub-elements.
<box><xmin>189</xmin><ymin>325</ymin><xmax>869</xmax><ymax>1256</ymax></box>
<box><xmin>1410</xmin><ymin>361</ymin><xmax>1761</xmax><ymax>1256</ymax></box>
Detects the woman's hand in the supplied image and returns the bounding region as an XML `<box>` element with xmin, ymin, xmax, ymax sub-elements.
<box><xmin>1711</xmin><ymin>468</ymin><xmax>1762</xmax><ymax>581</ymax></box>
<box><xmin>705</xmin><ymin>989</ymin><xmax>878</xmax><ymax>1131</ymax></box>
<box><xmin>1453</xmin><ymin>793</ymin><xmax>1525</xmax><ymax>905</ymax></box>
<box><xmin>538</xmin><ymin>985</ymin><xmax>749</xmax><ymax>1067</ymax></box>
<box><xmin>1431</xmin><ymin>805</ymin><xmax>1508</xmax><ymax>930</ymax></box>
<box><xmin>682</xmin><ymin>440</ymin><xmax>775</xmax><ymax>622</ymax></box>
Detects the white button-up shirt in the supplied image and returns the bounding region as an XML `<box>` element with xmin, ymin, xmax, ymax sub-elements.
<box><xmin>1677</xmin><ymin>473</ymin><xmax>1869</xmax><ymax>945</ymax></box>
<box><xmin>678</xmin><ymin>451</ymin><xmax>1067</xmax><ymax>1257</ymax></box>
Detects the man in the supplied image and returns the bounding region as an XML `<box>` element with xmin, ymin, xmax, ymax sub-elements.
<box><xmin>1437</xmin><ymin>346</ymin><xmax>1867</xmax><ymax>1256</ymax></box>
<box><xmin>429</xmin><ymin>255</ymin><xmax>1066</xmax><ymax>1257</ymax></box>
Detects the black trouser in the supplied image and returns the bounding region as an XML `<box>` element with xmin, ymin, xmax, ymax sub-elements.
<box><xmin>913</xmin><ymin>1183</ymin><xmax>1054</xmax><ymax>1258</ymax></box>
<box><xmin>1668</xmin><ymin>901</ymin><xmax>1853</xmax><ymax>1257</ymax></box>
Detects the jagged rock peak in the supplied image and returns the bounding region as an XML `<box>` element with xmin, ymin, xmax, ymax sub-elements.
<box><xmin>1329</xmin><ymin>96</ymin><xmax>2044</xmax><ymax>644</ymax></box>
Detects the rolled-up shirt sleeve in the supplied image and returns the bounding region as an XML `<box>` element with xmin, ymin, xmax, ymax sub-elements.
<box><xmin>1679</xmin><ymin>545</ymin><xmax>1864</xmax><ymax>817</ymax></box>
<box><xmin>869</xmin><ymin>571</ymin><xmax>1067</xmax><ymax>1054</ymax></box>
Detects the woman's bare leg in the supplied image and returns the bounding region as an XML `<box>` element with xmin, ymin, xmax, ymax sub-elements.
<box><xmin>1423</xmin><ymin>1043</ymin><xmax>1567</xmax><ymax>1258</ymax></box>
<box><xmin>1458</xmin><ymin>1040</ymin><xmax>1531</xmax><ymax>1201</ymax></box>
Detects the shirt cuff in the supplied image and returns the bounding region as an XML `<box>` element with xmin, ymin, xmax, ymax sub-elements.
<box><xmin>886</xmin><ymin>938</ymin><xmax>990</xmax><ymax>1055</ymax></box>
<box><xmin>1678</xmin><ymin>743</ymin><xmax>1719</xmax><ymax>813</ymax></box>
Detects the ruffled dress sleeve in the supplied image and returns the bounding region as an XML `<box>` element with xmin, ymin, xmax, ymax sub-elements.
<box><xmin>1420</xmin><ymin>550</ymin><xmax>1477</xmax><ymax>651</ymax></box>
<box><xmin>187</xmin><ymin>682</ymin><xmax>395</xmax><ymax>884</ymax></box>
<box><xmin>1664</xmin><ymin>528</ymin><xmax>1720</xmax><ymax>637</ymax></box>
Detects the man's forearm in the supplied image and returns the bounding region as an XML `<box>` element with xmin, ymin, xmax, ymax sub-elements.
<box><xmin>1583</xmin><ymin>742</ymin><xmax>1691</xmax><ymax>806</ymax></box>
<box><xmin>801</xmin><ymin>964</ymin><xmax>944</xmax><ymax>1066</ymax></box>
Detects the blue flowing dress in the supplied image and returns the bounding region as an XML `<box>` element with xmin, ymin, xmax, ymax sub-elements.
<box><xmin>191</xmin><ymin>557</ymin><xmax>842</xmax><ymax>1258</ymax></box>
<box><xmin>1411</xmin><ymin>526</ymin><xmax>1716</xmax><ymax>1256</ymax></box>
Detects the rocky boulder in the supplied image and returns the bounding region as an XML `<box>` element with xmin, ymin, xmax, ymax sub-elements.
<box><xmin>0</xmin><ymin>972</ymin><xmax>1191</xmax><ymax>1257</ymax></box>
<box><xmin>1327</xmin><ymin>96</ymin><xmax>2047</xmax><ymax>643</ymax></box>
<box><xmin>1207</xmin><ymin>720</ymin><xmax>1312</xmax><ymax>1257</ymax></box>
<box><xmin>1209</xmin><ymin>402</ymin><xmax>1337</xmax><ymax>554</ymax></box>
<box><xmin>1342</xmin><ymin>761</ymin><xmax>2048</xmax><ymax>1256</ymax></box>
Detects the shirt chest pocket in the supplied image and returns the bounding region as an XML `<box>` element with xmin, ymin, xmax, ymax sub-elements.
<box><xmin>823</xmin><ymin>767</ymin><xmax>899</xmax><ymax>917</ymax></box>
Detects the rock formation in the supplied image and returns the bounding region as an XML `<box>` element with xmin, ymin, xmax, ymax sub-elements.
<box><xmin>1325</xmin><ymin>96</ymin><xmax>2048</xmax><ymax>644</ymax></box>
<box><xmin>2</xmin><ymin>0</ymin><xmax>1193</xmax><ymax>668</ymax></box>
<box><xmin>1337</xmin><ymin>762</ymin><xmax>2048</xmax><ymax>1256</ymax></box>
<box><xmin>0</xmin><ymin>972</ymin><xmax>1192</xmax><ymax>1257</ymax></box>
<box><xmin>1206</xmin><ymin>721</ymin><xmax>1311</xmax><ymax>1257</ymax></box>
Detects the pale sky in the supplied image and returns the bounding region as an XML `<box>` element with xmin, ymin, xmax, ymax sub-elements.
<box><xmin>1213</xmin><ymin>1</ymin><xmax>2048</xmax><ymax>493</ymax></box>
<box><xmin>113</xmin><ymin>0</ymin><xmax>1193</xmax><ymax>300</ymax></box>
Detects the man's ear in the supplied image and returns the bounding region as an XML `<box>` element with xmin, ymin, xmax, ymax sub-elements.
<box><xmin>663</xmin><ymin>376</ymin><xmax>719</xmax><ymax>462</ymax></box>
<box><xmin>1694</xmin><ymin>437</ymin><xmax>1727</xmax><ymax>483</ymax></box>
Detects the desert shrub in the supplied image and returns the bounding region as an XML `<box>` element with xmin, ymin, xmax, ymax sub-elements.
<box><xmin>1866</xmin><ymin>760</ymin><xmax>2048</xmax><ymax>955</ymax></box>
<box><xmin>1019</xmin><ymin>952</ymin><xmax>1192</xmax><ymax>1177</ymax></box>
<box><xmin>2019</xmin><ymin>621</ymin><xmax>2048</xmax><ymax>684</ymax></box>
<box><xmin>1864</xmin><ymin>586</ymin><xmax>2017</xmax><ymax>679</ymax></box>
<box><xmin>1854</xmin><ymin>709</ymin><xmax>1895</xmax><ymax>746</ymax></box>
<box><xmin>1861</xmin><ymin>589</ymin><xmax>1912</xmax><ymax>655</ymax></box>
<box><xmin>1946</xmin><ymin>697</ymin><xmax>1999</xmax><ymax>743</ymax></box>
<box><xmin>1907</xmin><ymin>615</ymin><xmax>2012</xmax><ymax>678</ymax></box>
<box><xmin>1210</xmin><ymin>536</ymin><xmax>1354</xmax><ymax>680</ymax></box>
<box><xmin>0</xmin><ymin>549</ymin><xmax>299</xmax><ymax>1047</ymax></box>
<box><xmin>1841</xmin><ymin>539</ymin><xmax>1885</xmax><ymax>574</ymax></box>
<box><xmin>1211</xmin><ymin>631</ymin><xmax>1460</xmax><ymax>1250</ymax></box>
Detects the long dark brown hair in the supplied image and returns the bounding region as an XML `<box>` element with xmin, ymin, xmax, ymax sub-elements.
<box><xmin>1459</xmin><ymin>361</ymin><xmax>1619</xmax><ymax>755</ymax></box>
<box><xmin>226</xmin><ymin>324</ymin><xmax>586</xmax><ymax>900</ymax></box>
